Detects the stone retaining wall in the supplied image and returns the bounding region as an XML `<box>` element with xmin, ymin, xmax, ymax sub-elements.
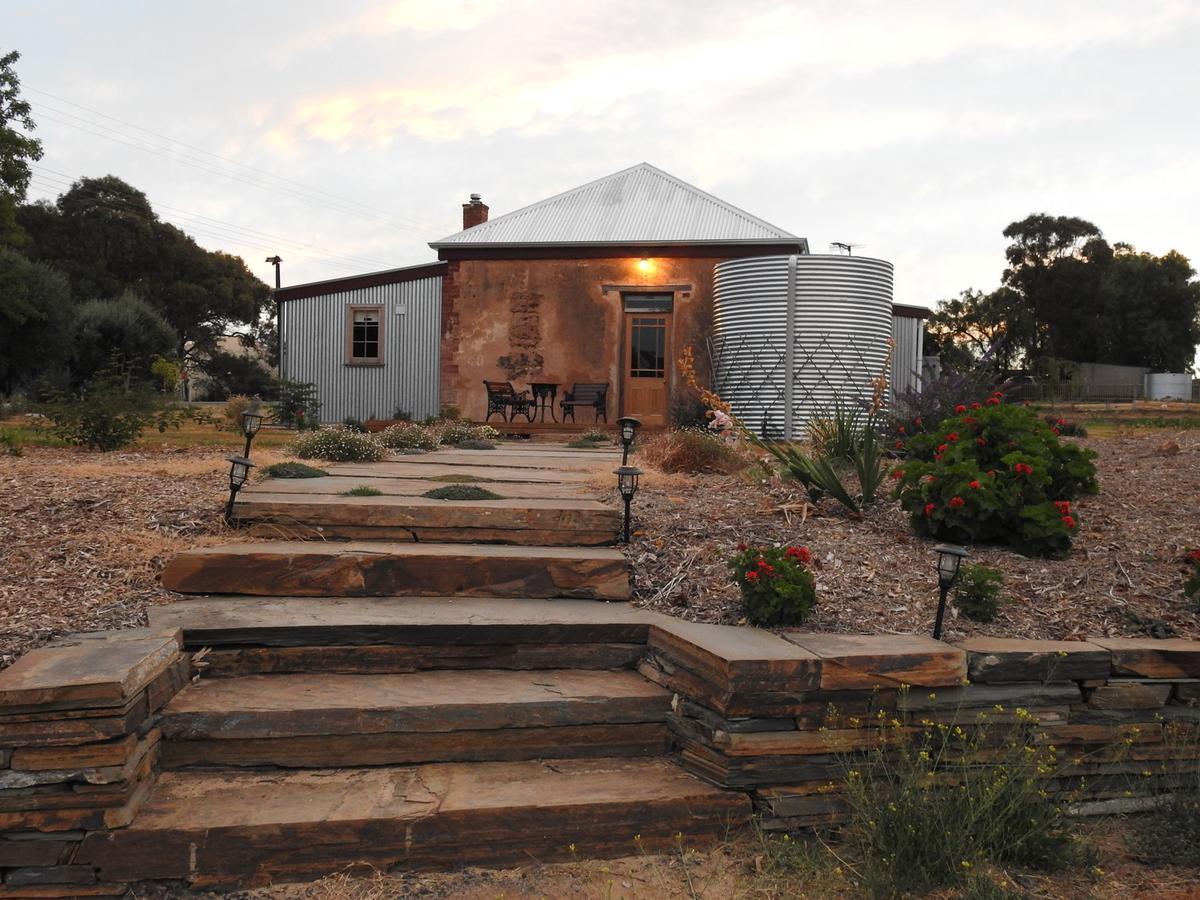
<box><xmin>0</xmin><ymin>631</ymin><xmax>189</xmax><ymax>896</ymax></box>
<box><xmin>643</xmin><ymin>632</ymin><xmax>1200</xmax><ymax>831</ymax></box>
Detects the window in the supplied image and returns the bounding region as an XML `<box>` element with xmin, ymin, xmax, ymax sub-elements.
<box><xmin>345</xmin><ymin>305</ymin><xmax>383</xmax><ymax>365</ymax></box>
<box><xmin>628</xmin><ymin>316</ymin><xmax>667</xmax><ymax>378</ymax></box>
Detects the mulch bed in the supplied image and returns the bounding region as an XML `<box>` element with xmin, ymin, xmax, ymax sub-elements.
<box><xmin>0</xmin><ymin>448</ymin><xmax>258</xmax><ymax>667</ymax></box>
<box><xmin>629</xmin><ymin>430</ymin><xmax>1200</xmax><ymax>641</ymax></box>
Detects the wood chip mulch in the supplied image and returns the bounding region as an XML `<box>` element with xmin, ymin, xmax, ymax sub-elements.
<box><xmin>628</xmin><ymin>430</ymin><xmax>1200</xmax><ymax>641</ymax></box>
<box><xmin>0</xmin><ymin>448</ymin><xmax>276</xmax><ymax>668</ymax></box>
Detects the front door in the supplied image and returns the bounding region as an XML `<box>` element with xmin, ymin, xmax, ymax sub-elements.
<box><xmin>623</xmin><ymin>312</ymin><xmax>671</xmax><ymax>426</ymax></box>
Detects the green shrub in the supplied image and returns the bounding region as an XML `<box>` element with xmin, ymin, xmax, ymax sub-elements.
<box><xmin>341</xmin><ymin>485</ymin><xmax>382</xmax><ymax>496</ymax></box>
<box><xmin>341</xmin><ymin>416</ymin><xmax>368</xmax><ymax>433</ymax></box>
<box><xmin>893</xmin><ymin>399</ymin><xmax>1098</xmax><ymax>556</ymax></box>
<box><xmin>423</xmin><ymin>485</ymin><xmax>502</xmax><ymax>500</ymax></box>
<box><xmin>391</xmin><ymin>407</ymin><xmax>412</xmax><ymax>421</ymax></box>
<box><xmin>1044</xmin><ymin>413</ymin><xmax>1087</xmax><ymax>437</ymax></box>
<box><xmin>1185</xmin><ymin>549</ymin><xmax>1200</xmax><ymax>603</ymax></box>
<box><xmin>290</xmin><ymin>426</ymin><xmax>385</xmax><ymax>462</ymax></box>
<box><xmin>729</xmin><ymin>544</ymin><xmax>817</xmax><ymax>626</ymax></box>
<box><xmin>841</xmin><ymin>710</ymin><xmax>1077</xmax><ymax>898</ymax></box>
<box><xmin>808</xmin><ymin>398</ymin><xmax>867</xmax><ymax>460</ymax></box>
<box><xmin>377</xmin><ymin>422</ymin><xmax>440</xmax><ymax>451</ymax></box>
<box><xmin>953</xmin><ymin>564</ymin><xmax>1004</xmax><ymax>622</ymax></box>
<box><xmin>437</xmin><ymin>421</ymin><xmax>500</xmax><ymax>446</ymax></box>
<box><xmin>275</xmin><ymin>379</ymin><xmax>321</xmax><ymax>429</ymax></box>
<box><xmin>580</xmin><ymin>428</ymin><xmax>610</xmax><ymax>443</ymax></box>
<box><xmin>0</xmin><ymin>428</ymin><xmax>23</xmax><ymax>457</ymax></box>
<box><xmin>262</xmin><ymin>461</ymin><xmax>327</xmax><ymax>478</ymax></box>
<box><xmin>222</xmin><ymin>394</ymin><xmax>269</xmax><ymax>435</ymax></box>
<box><xmin>426</xmin><ymin>473</ymin><xmax>490</xmax><ymax>483</ymax></box>
<box><xmin>40</xmin><ymin>361</ymin><xmax>197</xmax><ymax>451</ymax></box>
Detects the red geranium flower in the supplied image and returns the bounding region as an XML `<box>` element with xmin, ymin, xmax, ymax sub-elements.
<box><xmin>968</xmin><ymin>480</ymin><xmax>981</xmax><ymax>489</ymax></box>
<box><xmin>1062</xmin><ymin>515</ymin><xmax>1076</xmax><ymax>529</ymax></box>
<box><xmin>1056</xmin><ymin>417</ymin><xmax>1067</xmax><ymax>426</ymax></box>
<box><xmin>949</xmin><ymin>496</ymin><xmax>965</xmax><ymax>508</ymax></box>
<box><xmin>914</xmin><ymin>417</ymin><xmax>923</xmax><ymax>427</ymax></box>
<box><xmin>986</xmin><ymin>397</ymin><xmax>1001</xmax><ymax>406</ymax></box>
<box><xmin>1189</xmin><ymin>549</ymin><xmax>1200</xmax><ymax>562</ymax></box>
<box><xmin>1013</xmin><ymin>462</ymin><xmax>1033</xmax><ymax>475</ymax></box>
<box><xmin>898</xmin><ymin>425</ymin><xmax>906</xmax><ymax>434</ymax></box>
<box><xmin>937</xmin><ymin>443</ymin><xmax>949</xmax><ymax>453</ymax></box>
<box><xmin>895</xmin><ymin>440</ymin><xmax>904</xmax><ymax>449</ymax></box>
<box><xmin>976</xmin><ymin>437</ymin><xmax>987</xmax><ymax>446</ymax></box>
<box><xmin>947</xmin><ymin>432</ymin><xmax>959</xmax><ymax>442</ymax></box>
<box><xmin>785</xmin><ymin>546</ymin><xmax>812</xmax><ymax>564</ymax></box>
<box><xmin>745</xmin><ymin>570</ymin><xmax>759</xmax><ymax>582</ymax></box>
<box><xmin>924</xmin><ymin>502</ymin><xmax>937</xmax><ymax>517</ymax></box>
<box><xmin>891</xmin><ymin>468</ymin><xmax>904</xmax><ymax>479</ymax></box>
<box><xmin>987</xmin><ymin>470</ymin><xmax>996</xmax><ymax>478</ymax></box>
<box><xmin>963</xmin><ymin>416</ymin><xmax>976</xmax><ymax>424</ymax></box>
<box><xmin>736</xmin><ymin>543</ymin><xmax>748</xmax><ymax>551</ymax></box>
<box><xmin>1054</xmin><ymin>500</ymin><xmax>1070</xmax><ymax>514</ymax></box>
<box><xmin>1050</xmin><ymin>427</ymin><xmax>1061</xmax><ymax>436</ymax></box>
<box><xmin>970</xmin><ymin>402</ymin><xmax>982</xmax><ymax>410</ymax></box>
<box><xmin>954</xmin><ymin>404</ymin><xmax>967</xmax><ymax>413</ymax></box>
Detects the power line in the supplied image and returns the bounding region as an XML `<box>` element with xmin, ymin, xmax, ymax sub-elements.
<box><xmin>33</xmin><ymin>105</ymin><xmax>427</xmax><ymax>233</ymax></box>
<box><xmin>26</xmin><ymin>174</ymin><xmax>372</xmax><ymax>273</ymax></box>
<box><xmin>26</xmin><ymin>85</ymin><xmax>425</xmax><ymax>229</ymax></box>
<box><xmin>31</xmin><ymin>163</ymin><xmax>396</xmax><ymax>269</ymax></box>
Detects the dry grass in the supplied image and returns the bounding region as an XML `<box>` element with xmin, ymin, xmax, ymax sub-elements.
<box><xmin>635</xmin><ymin>428</ymin><xmax>756</xmax><ymax>475</ymax></box>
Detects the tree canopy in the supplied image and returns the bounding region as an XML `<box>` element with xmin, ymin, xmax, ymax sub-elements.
<box><xmin>0</xmin><ymin>49</ymin><xmax>44</xmax><ymax>247</ymax></box>
<box><xmin>930</xmin><ymin>214</ymin><xmax>1200</xmax><ymax>374</ymax></box>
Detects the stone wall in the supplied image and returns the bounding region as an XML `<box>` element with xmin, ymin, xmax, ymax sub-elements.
<box><xmin>642</xmin><ymin>630</ymin><xmax>1200</xmax><ymax>831</ymax></box>
<box><xmin>0</xmin><ymin>630</ymin><xmax>189</xmax><ymax>895</ymax></box>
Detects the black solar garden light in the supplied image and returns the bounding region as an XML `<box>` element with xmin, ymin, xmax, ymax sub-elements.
<box><xmin>932</xmin><ymin>543</ymin><xmax>969</xmax><ymax>640</ymax></box>
<box><xmin>616</xmin><ymin>416</ymin><xmax>641</xmax><ymax>464</ymax></box>
<box><xmin>241</xmin><ymin>408</ymin><xmax>265</xmax><ymax>458</ymax></box>
<box><xmin>224</xmin><ymin>455</ymin><xmax>256</xmax><ymax>525</ymax></box>
<box><xmin>615</xmin><ymin>465</ymin><xmax>642</xmax><ymax>544</ymax></box>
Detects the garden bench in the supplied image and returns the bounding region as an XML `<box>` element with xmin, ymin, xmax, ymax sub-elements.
<box><xmin>483</xmin><ymin>381</ymin><xmax>535</xmax><ymax>423</ymax></box>
<box><xmin>560</xmin><ymin>382</ymin><xmax>610</xmax><ymax>423</ymax></box>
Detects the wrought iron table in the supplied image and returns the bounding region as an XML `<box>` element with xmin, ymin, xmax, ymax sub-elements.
<box><xmin>529</xmin><ymin>382</ymin><xmax>559</xmax><ymax>423</ymax></box>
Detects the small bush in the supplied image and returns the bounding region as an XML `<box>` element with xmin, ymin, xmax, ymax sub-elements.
<box><xmin>893</xmin><ymin>399</ymin><xmax>1099</xmax><ymax>556</ymax></box>
<box><xmin>222</xmin><ymin>394</ymin><xmax>269</xmax><ymax>435</ymax></box>
<box><xmin>1185</xmin><ymin>549</ymin><xmax>1200</xmax><ymax>603</ymax></box>
<box><xmin>290</xmin><ymin>426</ymin><xmax>385</xmax><ymax>462</ymax></box>
<box><xmin>423</xmin><ymin>485</ymin><xmax>502</xmax><ymax>500</ymax></box>
<box><xmin>0</xmin><ymin>428</ymin><xmax>23</xmax><ymax>457</ymax></box>
<box><xmin>639</xmin><ymin>427</ymin><xmax>747</xmax><ymax>474</ymax></box>
<box><xmin>437</xmin><ymin>421</ymin><xmax>500</xmax><ymax>446</ymax></box>
<box><xmin>40</xmin><ymin>361</ymin><xmax>197</xmax><ymax>452</ymax></box>
<box><xmin>580</xmin><ymin>428</ymin><xmax>611</xmax><ymax>443</ymax></box>
<box><xmin>341</xmin><ymin>416</ymin><xmax>368</xmax><ymax>433</ymax></box>
<box><xmin>841</xmin><ymin>709</ymin><xmax>1077</xmax><ymax>898</ymax></box>
<box><xmin>954</xmin><ymin>564</ymin><xmax>1004</xmax><ymax>622</ymax></box>
<box><xmin>426</xmin><ymin>473</ymin><xmax>490</xmax><ymax>483</ymax></box>
<box><xmin>1044</xmin><ymin>413</ymin><xmax>1087</xmax><ymax>437</ymax></box>
<box><xmin>456</xmin><ymin>438</ymin><xmax>496</xmax><ymax>450</ymax></box>
<box><xmin>341</xmin><ymin>485</ymin><xmax>383</xmax><ymax>496</ymax></box>
<box><xmin>262</xmin><ymin>461</ymin><xmax>327</xmax><ymax>478</ymax></box>
<box><xmin>275</xmin><ymin>379</ymin><xmax>321</xmax><ymax>429</ymax></box>
<box><xmin>729</xmin><ymin>544</ymin><xmax>817</xmax><ymax>626</ymax></box>
<box><xmin>391</xmin><ymin>407</ymin><xmax>412</xmax><ymax>421</ymax></box>
<box><xmin>377</xmin><ymin>422</ymin><xmax>440</xmax><ymax>451</ymax></box>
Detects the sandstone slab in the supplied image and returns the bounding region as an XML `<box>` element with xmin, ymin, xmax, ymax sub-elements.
<box><xmin>955</xmin><ymin>638</ymin><xmax>1111</xmax><ymax>683</ymax></box>
<box><xmin>781</xmin><ymin>634</ymin><xmax>966</xmax><ymax>690</ymax></box>
<box><xmin>160</xmin><ymin>542</ymin><xmax>630</xmax><ymax>600</ymax></box>
<box><xmin>1089</xmin><ymin>638</ymin><xmax>1200</xmax><ymax>679</ymax></box>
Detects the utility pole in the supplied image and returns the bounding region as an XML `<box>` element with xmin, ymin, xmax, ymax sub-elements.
<box><xmin>266</xmin><ymin>256</ymin><xmax>284</xmax><ymax>381</ymax></box>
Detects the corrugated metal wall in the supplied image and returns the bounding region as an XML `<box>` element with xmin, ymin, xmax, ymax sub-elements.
<box><xmin>711</xmin><ymin>255</ymin><xmax>894</xmax><ymax>439</ymax></box>
<box><xmin>891</xmin><ymin>315</ymin><xmax>924</xmax><ymax>398</ymax></box>
<box><xmin>281</xmin><ymin>276</ymin><xmax>442</xmax><ymax>423</ymax></box>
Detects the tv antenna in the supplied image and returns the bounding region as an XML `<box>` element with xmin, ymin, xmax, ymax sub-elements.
<box><xmin>829</xmin><ymin>241</ymin><xmax>865</xmax><ymax>255</ymax></box>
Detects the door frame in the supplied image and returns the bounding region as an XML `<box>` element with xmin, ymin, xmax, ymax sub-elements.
<box><xmin>618</xmin><ymin>291</ymin><xmax>675</xmax><ymax>422</ymax></box>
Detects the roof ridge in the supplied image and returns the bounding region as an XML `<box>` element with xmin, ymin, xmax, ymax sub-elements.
<box><xmin>429</xmin><ymin>163</ymin><xmax>802</xmax><ymax>247</ymax></box>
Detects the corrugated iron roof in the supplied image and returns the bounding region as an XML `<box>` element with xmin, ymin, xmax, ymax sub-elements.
<box><xmin>430</xmin><ymin>163</ymin><xmax>806</xmax><ymax>248</ymax></box>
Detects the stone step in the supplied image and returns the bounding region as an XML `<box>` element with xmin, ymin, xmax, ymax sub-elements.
<box><xmin>326</xmin><ymin>462</ymin><xmax>592</xmax><ymax>483</ymax></box>
<box><xmin>232</xmin><ymin>493</ymin><xmax>620</xmax><ymax>546</ymax></box>
<box><xmin>158</xmin><ymin>669</ymin><xmax>671</xmax><ymax>768</ymax></box>
<box><xmin>149</xmin><ymin>597</ymin><xmax>664</xmax><ymax>650</ymax></box>
<box><xmin>75</xmin><ymin>758</ymin><xmax>751</xmax><ymax>889</ymax></box>
<box><xmin>160</xmin><ymin>542</ymin><xmax>630</xmax><ymax>600</ymax></box>
<box><xmin>248</xmin><ymin>475</ymin><xmax>590</xmax><ymax>500</ymax></box>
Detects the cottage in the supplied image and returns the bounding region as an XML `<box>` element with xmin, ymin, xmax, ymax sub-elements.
<box><xmin>275</xmin><ymin>163</ymin><xmax>923</xmax><ymax>428</ymax></box>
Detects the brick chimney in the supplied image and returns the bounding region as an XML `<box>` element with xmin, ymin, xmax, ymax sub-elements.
<box><xmin>462</xmin><ymin>193</ymin><xmax>488</xmax><ymax>230</ymax></box>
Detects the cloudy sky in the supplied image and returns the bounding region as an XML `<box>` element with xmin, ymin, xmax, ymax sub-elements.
<box><xmin>7</xmin><ymin>0</ymin><xmax>1200</xmax><ymax>318</ymax></box>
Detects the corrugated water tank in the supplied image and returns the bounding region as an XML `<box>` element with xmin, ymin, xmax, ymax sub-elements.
<box><xmin>712</xmin><ymin>254</ymin><xmax>894</xmax><ymax>439</ymax></box>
